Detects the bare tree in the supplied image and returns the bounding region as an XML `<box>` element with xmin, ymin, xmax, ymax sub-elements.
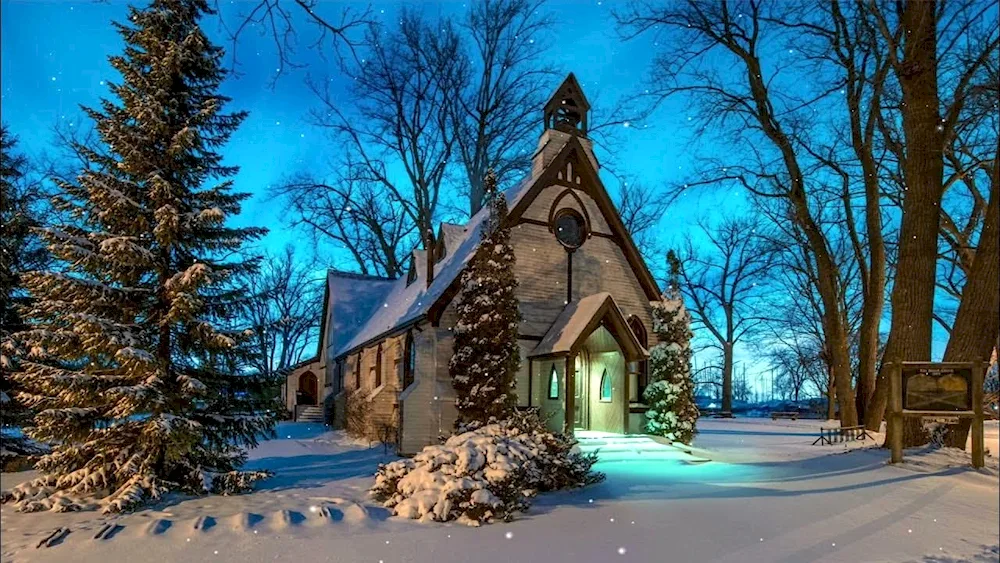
<box><xmin>271</xmin><ymin>167</ymin><xmax>414</xmax><ymax>278</ymax></box>
<box><xmin>615</xmin><ymin>179</ymin><xmax>669</xmax><ymax>260</ymax></box>
<box><xmin>678</xmin><ymin>215</ymin><xmax>772</xmax><ymax>413</ymax></box>
<box><xmin>237</xmin><ymin>246</ymin><xmax>323</xmax><ymax>380</ymax></box>
<box><xmin>275</xmin><ymin>4</ymin><xmax>556</xmax><ymax>275</ymax></box>
<box><xmin>445</xmin><ymin>0</ymin><xmax>554</xmax><ymax>215</ymax></box>
<box><xmin>862</xmin><ymin>0</ymin><xmax>998</xmax><ymax>445</ymax></box>
<box><xmin>215</xmin><ymin>0</ymin><xmax>373</xmax><ymax>85</ymax></box>
<box><xmin>292</xmin><ymin>13</ymin><xmax>460</xmax><ymax>283</ymax></box>
<box><xmin>616</xmin><ymin>0</ymin><xmax>862</xmax><ymax>425</ymax></box>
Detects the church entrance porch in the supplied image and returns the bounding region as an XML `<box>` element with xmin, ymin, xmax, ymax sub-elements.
<box><xmin>528</xmin><ymin>293</ymin><xmax>647</xmax><ymax>436</ymax></box>
<box><xmin>572</xmin><ymin>328</ymin><xmax>628</xmax><ymax>433</ymax></box>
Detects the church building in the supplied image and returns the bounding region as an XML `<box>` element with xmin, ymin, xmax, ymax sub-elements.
<box><xmin>285</xmin><ymin>74</ymin><xmax>668</xmax><ymax>454</ymax></box>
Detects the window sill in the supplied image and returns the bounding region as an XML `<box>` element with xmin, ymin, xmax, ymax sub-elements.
<box><xmin>366</xmin><ymin>384</ymin><xmax>388</xmax><ymax>402</ymax></box>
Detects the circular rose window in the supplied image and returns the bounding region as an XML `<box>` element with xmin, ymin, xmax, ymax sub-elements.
<box><xmin>554</xmin><ymin>209</ymin><xmax>587</xmax><ymax>249</ymax></box>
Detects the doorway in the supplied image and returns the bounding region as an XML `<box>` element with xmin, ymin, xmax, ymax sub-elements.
<box><xmin>574</xmin><ymin>353</ymin><xmax>589</xmax><ymax>430</ymax></box>
<box><xmin>578</xmin><ymin>326</ymin><xmax>626</xmax><ymax>434</ymax></box>
<box><xmin>297</xmin><ymin>371</ymin><xmax>318</xmax><ymax>405</ymax></box>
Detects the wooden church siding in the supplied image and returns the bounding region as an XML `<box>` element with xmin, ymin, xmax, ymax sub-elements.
<box><xmin>572</xmin><ymin>236</ymin><xmax>655</xmax><ymax>332</ymax></box>
<box><xmin>511</xmin><ymin>222</ymin><xmax>571</xmax><ymax>335</ymax></box>
<box><xmin>534</xmin><ymin>358</ymin><xmax>566</xmax><ymax>433</ymax></box>
<box><xmin>515</xmin><ymin>340</ymin><xmax>534</xmax><ymax>407</ymax></box>
<box><xmin>399</xmin><ymin>325</ymin><xmax>455</xmax><ymax>454</ymax></box>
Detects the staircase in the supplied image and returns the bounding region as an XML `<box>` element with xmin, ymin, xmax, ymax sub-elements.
<box><xmin>295</xmin><ymin>405</ymin><xmax>325</xmax><ymax>423</ymax></box>
<box><xmin>575</xmin><ymin>432</ymin><xmax>710</xmax><ymax>463</ymax></box>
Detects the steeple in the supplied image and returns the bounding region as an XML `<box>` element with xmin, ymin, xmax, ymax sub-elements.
<box><xmin>543</xmin><ymin>73</ymin><xmax>590</xmax><ymax>136</ymax></box>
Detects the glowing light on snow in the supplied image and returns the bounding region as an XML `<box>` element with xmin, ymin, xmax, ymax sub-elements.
<box><xmin>588</xmin><ymin>499</ymin><xmax>594</xmax><ymax>504</ymax></box>
<box><xmin>908</xmin><ymin>529</ymin><xmax>912</xmax><ymax>533</ymax></box>
<box><xmin>214</xmin><ymin>551</ymin><xmax>219</xmax><ymax>555</ymax></box>
<box><xmin>505</xmin><ymin>531</ymin><xmax>514</xmax><ymax>539</ymax></box>
<box><xmin>186</xmin><ymin>538</ymin><xmax>191</xmax><ymax>542</ymax></box>
<box><xmin>309</xmin><ymin>505</ymin><xmax>319</xmax><ymax>513</ymax></box>
<box><xmin>617</xmin><ymin>547</ymin><xmax>627</xmax><ymax>555</ymax></box>
<box><xmin>609</xmin><ymin>518</ymin><xmax>615</xmax><ymax>522</ymax></box>
<box><xmin>832</xmin><ymin>543</ymin><xmax>836</xmax><ymax>547</ymax></box>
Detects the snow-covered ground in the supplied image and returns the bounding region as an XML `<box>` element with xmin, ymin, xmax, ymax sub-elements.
<box><xmin>2</xmin><ymin>418</ymin><xmax>997</xmax><ymax>563</ymax></box>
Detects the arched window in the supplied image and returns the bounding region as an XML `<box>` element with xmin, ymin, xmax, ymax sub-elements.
<box><xmin>374</xmin><ymin>344</ymin><xmax>383</xmax><ymax>388</ymax></box>
<box><xmin>354</xmin><ymin>353</ymin><xmax>361</xmax><ymax>389</ymax></box>
<box><xmin>628</xmin><ymin>316</ymin><xmax>649</xmax><ymax>399</ymax></box>
<box><xmin>403</xmin><ymin>331</ymin><xmax>416</xmax><ymax>390</ymax></box>
<box><xmin>600</xmin><ymin>369</ymin><xmax>612</xmax><ymax>402</ymax></box>
<box><xmin>548</xmin><ymin>365</ymin><xmax>560</xmax><ymax>400</ymax></box>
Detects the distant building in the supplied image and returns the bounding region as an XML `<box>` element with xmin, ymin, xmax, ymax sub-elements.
<box><xmin>286</xmin><ymin>74</ymin><xmax>669</xmax><ymax>453</ymax></box>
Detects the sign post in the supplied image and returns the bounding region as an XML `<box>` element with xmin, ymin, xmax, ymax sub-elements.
<box><xmin>888</xmin><ymin>361</ymin><xmax>985</xmax><ymax>469</ymax></box>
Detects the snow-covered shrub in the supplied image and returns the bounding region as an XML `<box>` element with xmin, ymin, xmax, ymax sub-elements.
<box><xmin>371</xmin><ymin>410</ymin><xmax>603</xmax><ymax>525</ymax></box>
<box><xmin>644</xmin><ymin>252</ymin><xmax>699</xmax><ymax>444</ymax></box>
<box><xmin>344</xmin><ymin>388</ymin><xmax>372</xmax><ymax>439</ymax></box>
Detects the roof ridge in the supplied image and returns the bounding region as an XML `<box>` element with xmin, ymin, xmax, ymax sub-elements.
<box><xmin>327</xmin><ymin>269</ymin><xmax>396</xmax><ymax>282</ymax></box>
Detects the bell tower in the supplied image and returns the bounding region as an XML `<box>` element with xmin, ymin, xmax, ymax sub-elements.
<box><xmin>533</xmin><ymin>73</ymin><xmax>599</xmax><ymax>177</ymax></box>
<box><xmin>543</xmin><ymin>73</ymin><xmax>590</xmax><ymax>136</ymax></box>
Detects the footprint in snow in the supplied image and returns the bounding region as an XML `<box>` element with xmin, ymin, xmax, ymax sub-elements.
<box><xmin>229</xmin><ymin>512</ymin><xmax>265</xmax><ymax>532</ymax></box>
<box><xmin>270</xmin><ymin>509</ymin><xmax>306</xmax><ymax>530</ymax></box>
<box><xmin>191</xmin><ymin>515</ymin><xmax>216</xmax><ymax>532</ymax></box>
<box><xmin>144</xmin><ymin>519</ymin><xmax>172</xmax><ymax>536</ymax></box>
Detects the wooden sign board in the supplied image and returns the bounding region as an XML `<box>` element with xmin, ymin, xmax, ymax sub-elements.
<box><xmin>902</xmin><ymin>364</ymin><xmax>972</xmax><ymax>412</ymax></box>
<box><xmin>921</xmin><ymin>416</ymin><xmax>960</xmax><ymax>425</ymax></box>
<box><xmin>888</xmin><ymin>361</ymin><xmax>985</xmax><ymax>469</ymax></box>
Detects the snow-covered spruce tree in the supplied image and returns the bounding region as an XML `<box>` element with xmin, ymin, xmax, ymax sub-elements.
<box><xmin>2</xmin><ymin>0</ymin><xmax>275</xmax><ymax>513</ymax></box>
<box><xmin>1</xmin><ymin>125</ymin><xmax>49</xmax><ymax>468</ymax></box>
<box><xmin>450</xmin><ymin>171</ymin><xmax>521</xmax><ymax>427</ymax></box>
<box><xmin>643</xmin><ymin>251</ymin><xmax>699</xmax><ymax>444</ymax></box>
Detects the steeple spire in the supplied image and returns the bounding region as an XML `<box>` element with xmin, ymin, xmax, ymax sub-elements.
<box><xmin>543</xmin><ymin>73</ymin><xmax>591</xmax><ymax>136</ymax></box>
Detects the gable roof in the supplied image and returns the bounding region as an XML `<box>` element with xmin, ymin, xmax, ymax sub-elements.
<box><xmin>327</xmin><ymin>176</ymin><xmax>536</xmax><ymax>358</ymax></box>
<box><xmin>530</xmin><ymin>292</ymin><xmax>648</xmax><ymax>361</ymax></box>
<box><xmin>323</xmin><ymin>270</ymin><xmax>396</xmax><ymax>357</ymax></box>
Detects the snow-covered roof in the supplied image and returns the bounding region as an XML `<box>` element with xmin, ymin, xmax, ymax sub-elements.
<box><xmin>328</xmin><ymin>177</ymin><xmax>535</xmax><ymax>358</ymax></box>
<box><xmin>325</xmin><ymin>271</ymin><xmax>396</xmax><ymax>356</ymax></box>
<box><xmin>530</xmin><ymin>292</ymin><xmax>647</xmax><ymax>360</ymax></box>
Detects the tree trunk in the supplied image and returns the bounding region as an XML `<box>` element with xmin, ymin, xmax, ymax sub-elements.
<box><xmin>855</xmin><ymin>155</ymin><xmax>886</xmax><ymax>423</ymax></box>
<box><xmin>721</xmin><ymin>343</ymin><xmax>733</xmax><ymax>413</ymax></box>
<box><xmin>941</xmin><ymin>183</ymin><xmax>999</xmax><ymax>448</ymax></box>
<box><xmin>827</xmin><ymin>371</ymin><xmax>836</xmax><ymax>420</ymax></box>
<box><xmin>867</xmin><ymin>1</ymin><xmax>945</xmax><ymax>445</ymax></box>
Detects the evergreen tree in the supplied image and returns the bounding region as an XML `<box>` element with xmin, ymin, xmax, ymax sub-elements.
<box><xmin>450</xmin><ymin>170</ymin><xmax>521</xmax><ymax>427</ymax></box>
<box><xmin>1</xmin><ymin>125</ymin><xmax>49</xmax><ymax>465</ymax></box>
<box><xmin>2</xmin><ymin>0</ymin><xmax>274</xmax><ymax>513</ymax></box>
<box><xmin>643</xmin><ymin>251</ymin><xmax>699</xmax><ymax>443</ymax></box>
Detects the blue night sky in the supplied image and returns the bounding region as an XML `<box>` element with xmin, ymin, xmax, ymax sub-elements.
<box><xmin>6</xmin><ymin>0</ymin><xmax>942</xmax><ymax>396</ymax></box>
<box><xmin>1</xmin><ymin>0</ymin><xmax>731</xmax><ymax>259</ymax></box>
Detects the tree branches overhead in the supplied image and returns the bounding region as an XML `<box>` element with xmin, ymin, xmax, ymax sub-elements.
<box><xmin>618</xmin><ymin>0</ymin><xmax>998</xmax><ymax>433</ymax></box>
<box><xmin>269</xmin><ymin>1</ymin><xmax>553</xmax><ymax>276</ymax></box>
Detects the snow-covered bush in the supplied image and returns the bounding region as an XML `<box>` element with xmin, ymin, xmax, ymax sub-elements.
<box><xmin>644</xmin><ymin>252</ymin><xmax>699</xmax><ymax>444</ymax></box>
<box><xmin>371</xmin><ymin>410</ymin><xmax>603</xmax><ymax>525</ymax></box>
<box><xmin>344</xmin><ymin>388</ymin><xmax>372</xmax><ymax>439</ymax></box>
